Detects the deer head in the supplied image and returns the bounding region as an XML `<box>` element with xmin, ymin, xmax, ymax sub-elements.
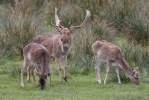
<box><xmin>52</xmin><ymin>7</ymin><xmax>91</xmax><ymax>52</ymax></box>
<box><xmin>37</xmin><ymin>73</ymin><xmax>48</xmax><ymax>90</ymax></box>
<box><xmin>129</xmin><ymin>67</ymin><xmax>139</xmax><ymax>85</ymax></box>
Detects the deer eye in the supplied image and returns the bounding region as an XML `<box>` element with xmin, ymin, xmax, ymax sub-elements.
<box><xmin>61</xmin><ymin>38</ymin><xmax>63</xmax><ymax>41</ymax></box>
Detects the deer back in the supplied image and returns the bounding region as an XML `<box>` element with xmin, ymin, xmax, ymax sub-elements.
<box><xmin>23</xmin><ymin>43</ymin><xmax>50</xmax><ymax>74</ymax></box>
<box><xmin>29</xmin><ymin>33</ymin><xmax>72</xmax><ymax>58</ymax></box>
<box><xmin>92</xmin><ymin>40</ymin><xmax>122</xmax><ymax>61</ymax></box>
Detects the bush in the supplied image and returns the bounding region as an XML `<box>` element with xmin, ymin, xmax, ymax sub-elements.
<box><xmin>0</xmin><ymin>0</ymin><xmax>49</xmax><ymax>60</ymax></box>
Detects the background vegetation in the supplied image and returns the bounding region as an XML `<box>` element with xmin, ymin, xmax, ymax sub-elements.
<box><xmin>0</xmin><ymin>0</ymin><xmax>149</xmax><ymax>87</ymax></box>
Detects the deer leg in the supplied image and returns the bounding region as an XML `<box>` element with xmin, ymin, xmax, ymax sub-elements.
<box><xmin>55</xmin><ymin>57</ymin><xmax>63</xmax><ymax>83</ymax></box>
<box><xmin>95</xmin><ymin>60</ymin><xmax>101</xmax><ymax>83</ymax></box>
<box><xmin>27</xmin><ymin>65</ymin><xmax>31</xmax><ymax>82</ymax></box>
<box><xmin>21</xmin><ymin>61</ymin><xmax>28</xmax><ymax>87</ymax></box>
<box><xmin>45</xmin><ymin>65</ymin><xmax>54</xmax><ymax>87</ymax></box>
<box><xmin>62</xmin><ymin>56</ymin><xmax>67</xmax><ymax>82</ymax></box>
<box><xmin>31</xmin><ymin>67</ymin><xmax>37</xmax><ymax>84</ymax></box>
<box><xmin>48</xmin><ymin>73</ymin><xmax>54</xmax><ymax>87</ymax></box>
<box><xmin>36</xmin><ymin>65</ymin><xmax>41</xmax><ymax>73</ymax></box>
<box><xmin>104</xmin><ymin>62</ymin><xmax>111</xmax><ymax>84</ymax></box>
<box><xmin>115</xmin><ymin>66</ymin><xmax>121</xmax><ymax>84</ymax></box>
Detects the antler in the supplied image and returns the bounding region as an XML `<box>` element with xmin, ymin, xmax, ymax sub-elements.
<box><xmin>70</xmin><ymin>9</ymin><xmax>91</xmax><ymax>30</ymax></box>
<box><xmin>55</xmin><ymin>7</ymin><xmax>61</xmax><ymax>26</ymax></box>
<box><xmin>51</xmin><ymin>7</ymin><xmax>63</xmax><ymax>28</ymax></box>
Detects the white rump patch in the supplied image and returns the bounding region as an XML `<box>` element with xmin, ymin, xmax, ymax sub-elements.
<box><xmin>27</xmin><ymin>53</ymin><xmax>37</xmax><ymax>67</ymax></box>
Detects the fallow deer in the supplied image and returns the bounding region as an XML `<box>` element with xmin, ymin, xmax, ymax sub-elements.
<box><xmin>21</xmin><ymin>43</ymin><xmax>53</xmax><ymax>90</ymax></box>
<box><xmin>28</xmin><ymin>7</ymin><xmax>91</xmax><ymax>83</ymax></box>
<box><xmin>92</xmin><ymin>40</ymin><xmax>139</xmax><ymax>85</ymax></box>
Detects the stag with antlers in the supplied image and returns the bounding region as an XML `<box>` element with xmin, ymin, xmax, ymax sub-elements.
<box><xmin>28</xmin><ymin>8</ymin><xmax>91</xmax><ymax>83</ymax></box>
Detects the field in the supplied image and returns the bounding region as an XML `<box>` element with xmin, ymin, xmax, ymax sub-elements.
<box><xmin>0</xmin><ymin>0</ymin><xmax>149</xmax><ymax>100</ymax></box>
<box><xmin>0</xmin><ymin>61</ymin><xmax>149</xmax><ymax>100</ymax></box>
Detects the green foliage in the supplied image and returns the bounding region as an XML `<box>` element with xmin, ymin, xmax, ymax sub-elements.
<box><xmin>77</xmin><ymin>0</ymin><xmax>149</xmax><ymax>45</ymax></box>
<box><xmin>122</xmin><ymin>0</ymin><xmax>149</xmax><ymax>46</ymax></box>
<box><xmin>0</xmin><ymin>0</ymin><xmax>48</xmax><ymax>60</ymax></box>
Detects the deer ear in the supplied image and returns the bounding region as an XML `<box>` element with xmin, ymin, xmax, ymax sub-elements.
<box><xmin>69</xmin><ymin>27</ymin><xmax>75</xmax><ymax>33</ymax></box>
<box><xmin>56</xmin><ymin>27</ymin><xmax>62</xmax><ymax>33</ymax></box>
<box><xmin>134</xmin><ymin>67</ymin><xmax>139</xmax><ymax>71</ymax></box>
<box><xmin>132</xmin><ymin>67</ymin><xmax>139</xmax><ymax>75</ymax></box>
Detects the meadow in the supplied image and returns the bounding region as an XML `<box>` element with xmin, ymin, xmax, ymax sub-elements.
<box><xmin>0</xmin><ymin>61</ymin><xmax>149</xmax><ymax>100</ymax></box>
<box><xmin>0</xmin><ymin>0</ymin><xmax>149</xmax><ymax>100</ymax></box>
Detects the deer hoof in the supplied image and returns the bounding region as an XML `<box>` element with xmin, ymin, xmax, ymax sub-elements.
<box><xmin>27</xmin><ymin>80</ymin><xmax>31</xmax><ymax>83</ymax></box>
<box><xmin>34</xmin><ymin>82</ymin><xmax>37</xmax><ymax>85</ymax></box>
<box><xmin>97</xmin><ymin>80</ymin><xmax>101</xmax><ymax>83</ymax></box>
<box><xmin>50</xmin><ymin>84</ymin><xmax>54</xmax><ymax>87</ymax></box>
<box><xmin>64</xmin><ymin>77</ymin><xmax>68</xmax><ymax>82</ymax></box>
<box><xmin>60</xmin><ymin>80</ymin><xmax>63</xmax><ymax>83</ymax></box>
<box><xmin>104</xmin><ymin>82</ymin><xmax>106</xmax><ymax>85</ymax></box>
<box><xmin>21</xmin><ymin>83</ymin><xmax>24</xmax><ymax>87</ymax></box>
<box><xmin>118</xmin><ymin>82</ymin><xmax>122</xmax><ymax>85</ymax></box>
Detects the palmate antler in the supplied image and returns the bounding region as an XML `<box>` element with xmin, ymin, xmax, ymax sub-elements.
<box><xmin>69</xmin><ymin>9</ymin><xmax>91</xmax><ymax>30</ymax></box>
<box><xmin>55</xmin><ymin>7</ymin><xmax>62</xmax><ymax>27</ymax></box>
<box><xmin>52</xmin><ymin>7</ymin><xmax>91</xmax><ymax>31</ymax></box>
<box><xmin>51</xmin><ymin>7</ymin><xmax>63</xmax><ymax>29</ymax></box>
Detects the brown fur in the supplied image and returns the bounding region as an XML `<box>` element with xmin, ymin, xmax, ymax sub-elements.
<box><xmin>92</xmin><ymin>40</ymin><xmax>139</xmax><ymax>85</ymax></box>
<box><xmin>21</xmin><ymin>43</ymin><xmax>53</xmax><ymax>90</ymax></box>
<box><xmin>28</xmin><ymin>8</ymin><xmax>91</xmax><ymax>82</ymax></box>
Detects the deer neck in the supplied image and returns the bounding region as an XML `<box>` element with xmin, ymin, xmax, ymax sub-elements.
<box><xmin>40</xmin><ymin>52</ymin><xmax>50</xmax><ymax>75</ymax></box>
<box><xmin>58</xmin><ymin>36</ymin><xmax>72</xmax><ymax>53</ymax></box>
<box><xmin>117</xmin><ymin>58</ymin><xmax>132</xmax><ymax>75</ymax></box>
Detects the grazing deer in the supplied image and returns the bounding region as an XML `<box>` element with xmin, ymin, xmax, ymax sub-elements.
<box><xmin>21</xmin><ymin>43</ymin><xmax>53</xmax><ymax>90</ymax></box>
<box><xmin>92</xmin><ymin>40</ymin><xmax>139</xmax><ymax>85</ymax></box>
<box><xmin>28</xmin><ymin>8</ymin><xmax>91</xmax><ymax>83</ymax></box>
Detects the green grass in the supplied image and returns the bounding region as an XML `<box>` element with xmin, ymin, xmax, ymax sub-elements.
<box><xmin>0</xmin><ymin>63</ymin><xmax>149</xmax><ymax>100</ymax></box>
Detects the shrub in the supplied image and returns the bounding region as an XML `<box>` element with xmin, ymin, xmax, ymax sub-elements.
<box><xmin>0</xmin><ymin>0</ymin><xmax>49</xmax><ymax>60</ymax></box>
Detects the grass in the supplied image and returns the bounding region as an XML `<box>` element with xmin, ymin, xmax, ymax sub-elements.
<box><xmin>0</xmin><ymin>74</ymin><xmax>149</xmax><ymax>100</ymax></box>
<box><xmin>0</xmin><ymin>61</ymin><xmax>149</xmax><ymax>100</ymax></box>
